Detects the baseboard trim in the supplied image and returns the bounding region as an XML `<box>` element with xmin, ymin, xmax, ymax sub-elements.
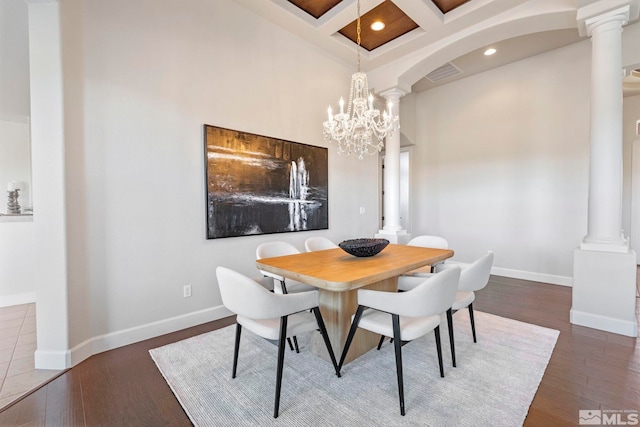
<box><xmin>0</xmin><ymin>292</ymin><xmax>36</xmax><ymax>308</ymax></box>
<box><xmin>441</xmin><ymin>262</ymin><xmax>572</xmax><ymax>287</ymax></box>
<box><xmin>570</xmin><ymin>308</ymin><xmax>638</xmax><ymax>337</ymax></box>
<box><xmin>34</xmin><ymin>348</ymin><xmax>71</xmax><ymax>370</ymax></box>
<box><xmin>491</xmin><ymin>266</ymin><xmax>572</xmax><ymax>287</ymax></box>
<box><xmin>69</xmin><ymin>305</ymin><xmax>232</xmax><ymax>367</ymax></box>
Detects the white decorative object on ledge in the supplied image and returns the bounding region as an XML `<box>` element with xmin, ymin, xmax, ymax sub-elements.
<box><xmin>6</xmin><ymin>189</ymin><xmax>21</xmax><ymax>214</ymax></box>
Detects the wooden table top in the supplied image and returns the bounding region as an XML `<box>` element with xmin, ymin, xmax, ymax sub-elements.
<box><xmin>255</xmin><ymin>244</ymin><xmax>454</xmax><ymax>292</ymax></box>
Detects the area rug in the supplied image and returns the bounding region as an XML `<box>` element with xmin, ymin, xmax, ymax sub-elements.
<box><xmin>150</xmin><ymin>310</ymin><xmax>559</xmax><ymax>426</ymax></box>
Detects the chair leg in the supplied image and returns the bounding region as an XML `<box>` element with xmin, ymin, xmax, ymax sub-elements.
<box><xmin>434</xmin><ymin>325</ymin><xmax>444</xmax><ymax>378</ymax></box>
<box><xmin>312</xmin><ymin>307</ymin><xmax>341</xmax><ymax>377</ymax></box>
<box><xmin>337</xmin><ymin>305</ymin><xmax>364</xmax><ymax>373</ymax></box>
<box><xmin>232</xmin><ymin>323</ymin><xmax>242</xmax><ymax>378</ymax></box>
<box><xmin>274</xmin><ymin>316</ymin><xmax>288</xmax><ymax>418</ymax></box>
<box><xmin>279</xmin><ymin>279</ymin><xmax>288</xmax><ymax>294</ymax></box>
<box><xmin>392</xmin><ymin>314</ymin><xmax>405</xmax><ymax>416</ymax></box>
<box><xmin>446</xmin><ymin>308</ymin><xmax>456</xmax><ymax>367</ymax></box>
<box><xmin>468</xmin><ymin>303</ymin><xmax>477</xmax><ymax>343</ymax></box>
<box><xmin>279</xmin><ymin>279</ymin><xmax>299</xmax><ymax>352</ymax></box>
<box><xmin>377</xmin><ymin>335</ymin><xmax>385</xmax><ymax>350</ymax></box>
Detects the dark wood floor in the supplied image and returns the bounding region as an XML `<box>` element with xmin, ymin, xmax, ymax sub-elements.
<box><xmin>0</xmin><ymin>276</ymin><xmax>638</xmax><ymax>426</ymax></box>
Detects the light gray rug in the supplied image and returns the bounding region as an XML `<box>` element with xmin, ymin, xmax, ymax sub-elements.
<box><xmin>150</xmin><ymin>310</ymin><xmax>559</xmax><ymax>427</ymax></box>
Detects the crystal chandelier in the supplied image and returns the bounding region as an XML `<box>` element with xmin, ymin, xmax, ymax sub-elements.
<box><xmin>323</xmin><ymin>0</ymin><xmax>399</xmax><ymax>160</ymax></box>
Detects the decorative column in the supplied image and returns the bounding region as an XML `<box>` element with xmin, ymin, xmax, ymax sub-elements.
<box><xmin>375</xmin><ymin>88</ymin><xmax>410</xmax><ymax>244</ymax></box>
<box><xmin>581</xmin><ymin>5</ymin><xmax>628</xmax><ymax>253</ymax></box>
<box><xmin>571</xmin><ymin>1</ymin><xmax>638</xmax><ymax>337</ymax></box>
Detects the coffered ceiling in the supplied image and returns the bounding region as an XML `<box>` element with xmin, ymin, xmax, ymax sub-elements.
<box><xmin>289</xmin><ymin>0</ymin><xmax>467</xmax><ymax>51</ymax></box>
<box><xmin>232</xmin><ymin>0</ymin><xmax>640</xmax><ymax>95</ymax></box>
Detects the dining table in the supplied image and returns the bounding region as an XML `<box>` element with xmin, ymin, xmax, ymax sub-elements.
<box><xmin>255</xmin><ymin>243</ymin><xmax>454</xmax><ymax>365</ymax></box>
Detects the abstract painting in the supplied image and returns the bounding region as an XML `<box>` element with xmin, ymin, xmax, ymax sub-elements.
<box><xmin>204</xmin><ymin>125</ymin><xmax>329</xmax><ymax>239</ymax></box>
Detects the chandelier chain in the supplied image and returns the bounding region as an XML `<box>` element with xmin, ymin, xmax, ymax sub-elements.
<box><xmin>356</xmin><ymin>0</ymin><xmax>361</xmax><ymax>72</ymax></box>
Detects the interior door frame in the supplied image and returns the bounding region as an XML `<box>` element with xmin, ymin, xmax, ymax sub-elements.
<box><xmin>632</xmin><ymin>138</ymin><xmax>640</xmax><ymax>264</ymax></box>
<box><xmin>380</xmin><ymin>147</ymin><xmax>411</xmax><ymax>234</ymax></box>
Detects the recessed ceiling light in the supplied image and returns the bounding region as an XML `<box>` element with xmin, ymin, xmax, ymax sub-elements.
<box><xmin>484</xmin><ymin>48</ymin><xmax>497</xmax><ymax>56</ymax></box>
<box><xmin>371</xmin><ymin>21</ymin><xmax>385</xmax><ymax>31</ymax></box>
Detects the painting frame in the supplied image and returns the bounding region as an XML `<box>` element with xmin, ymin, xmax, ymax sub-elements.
<box><xmin>203</xmin><ymin>124</ymin><xmax>329</xmax><ymax>239</ymax></box>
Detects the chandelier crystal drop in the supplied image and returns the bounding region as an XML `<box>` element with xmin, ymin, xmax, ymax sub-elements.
<box><xmin>322</xmin><ymin>0</ymin><xmax>399</xmax><ymax>160</ymax></box>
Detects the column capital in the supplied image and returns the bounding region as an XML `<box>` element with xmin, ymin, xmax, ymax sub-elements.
<box><xmin>577</xmin><ymin>2</ymin><xmax>633</xmax><ymax>37</ymax></box>
<box><xmin>379</xmin><ymin>88</ymin><xmax>406</xmax><ymax>101</ymax></box>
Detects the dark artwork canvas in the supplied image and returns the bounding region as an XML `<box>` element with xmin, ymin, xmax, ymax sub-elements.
<box><xmin>204</xmin><ymin>125</ymin><xmax>329</xmax><ymax>239</ymax></box>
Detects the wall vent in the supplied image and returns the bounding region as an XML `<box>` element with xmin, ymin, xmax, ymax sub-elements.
<box><xmin>425</xmin><ymin>62</ymin><xmax>462</xmax><ymax>83</ymax></box>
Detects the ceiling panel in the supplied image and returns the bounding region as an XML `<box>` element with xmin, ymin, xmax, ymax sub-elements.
<box><xmin>287</xmin><ymin>0</ymin><xmax>342</xmax><ymax>19</ymax></box>
<box><xmin>286</xmin><ymin>0</ymin><xmax>471</xmax><ymax>52</ymax></box>
<box><xmin>338</xmin><ymin>1</ymin><xmax>419</xmax><ymax>51</ymax></box>
<box><xmin>431</xmin><ymin>0</ymin><xmax>472</xmax><ymax>14</ymax></box>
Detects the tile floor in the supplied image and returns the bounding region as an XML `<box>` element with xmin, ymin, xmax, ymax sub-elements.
<box><xmin>0</xmin><ymin>303</ymin><xmax>60</xmax><ymax>409</ymax></box>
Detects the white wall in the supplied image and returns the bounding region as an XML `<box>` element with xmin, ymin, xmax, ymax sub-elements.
<box><xmin>0</xmin><ymin>118</ymin><xmax>32</xmax><ymax>210</ymax></box>
<box><xmin>621</xmin><ymin>21</ymin><xmax>640</xmax><ymax>246</ymax></box>
<box><xmin>622</xmin><ymin>20</ymin><xmax>640</xmax><ymax>67</ymax></box>
<box><xmin>0</xmin><ymin>0</ymin><xmax>30</xmax><ymax>119</ymax></box>
<box><xmin>412</xmin><ymin>40</ymin><xmax>593</xmax><ymax>283</ymax></box>
<box><xmin>624</xmin><ymin>94</ymin><xmax>640</xmax><ymax>256</ymax></box>
<box><xmin>29</xmin><ymin>0</ymin><xmax>70</xmax><ymax>369</ymax></box>
<box><xmin>62</xmin><ymin>0</ymin><xmax>378</xmax><ymax>359</ymax></box>
<box><xmin>0</xmin><ymin>0</ymin><xmax>32</xmax><ymax>208</ymax></box>
<box><xmin>0</xmin><ymin>119</ymin><xmax>34</xmax><ymax>302</ymax></box>
<box><xmin>0</xmin><ymin>0</ymin><xmax>34</xmax><ymax>306</ymax></box>
<box><xmin>0</xmin><ymin>219</ymin><xmax>34</xmax><ymax>306</ymax></box>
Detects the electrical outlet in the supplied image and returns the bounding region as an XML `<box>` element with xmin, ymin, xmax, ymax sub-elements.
<box><xmin>183</xmin><ymin>285</ymin><xmax>192</xmax><ymax>298</ymax></box>
<box><xmin>360</xmin><ymin>207</ymin><xmax>365</xmax><ymax>214</ymax></box>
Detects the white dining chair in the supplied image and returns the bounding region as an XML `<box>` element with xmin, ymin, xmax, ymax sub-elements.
<box><xmin>256</xmin><ymin>241</ymin><xmax>317</xmax><ymax>294</ymax></box>
<box><xmin>445</xmin><ymin>250</ymin><xmax>494</xmax><ymax>343</ymax></box>
<box><xmin>378</xmin><ymin>235</ymin><xmax>449</xmax><ymax>356</ymax></box>
<box><xmin>402</xmin><ymin>235</ymin><xmax>449</xmax><ymax>277</ymax></box>
<box><xmin>337</xmin><ymin>266</ymin><xmax>460</xmax><ymax>416</ymax></box>
<box><xmin>253</xmin><ymin>275</ymin><xmax>274</xmax><ymax>291</ymax></box>
<box><xmin>256</xmin><ymin>241</ymin><xmax>317</xmax><ymax>353</ymax></box>
<box><xmin>395</xmin><ymin>271</ymin><xmax>457</xmax><ymax>366</ymax></box>
<box><xmin>304</xmin><ymin>236</ymin><xmax>338</xmax><ymax>252</ymax></box>
<box><xmin>408</xmin><ymin>235</ymin><xmax>449</xmax><ymax>250</ymax></box>
<box><xmin>397</xmin><ymin>250</ymin><xmax>494</xmax><ymax>368</ymax></box>
<box><xmin>216</xmin><ymin>266</ymin><xmax>340</xmax><ymax>418</ymax></box>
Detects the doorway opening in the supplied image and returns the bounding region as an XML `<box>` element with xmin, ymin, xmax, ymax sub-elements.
<box><xmin>380</xmin><ymin>148</ymin><xmax>411</xmax><ymax>233</ymax></box>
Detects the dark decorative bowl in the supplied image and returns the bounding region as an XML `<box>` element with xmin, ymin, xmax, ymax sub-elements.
<box><xmin>339</xmin><ymin>238</ymin><xmax>390</xmax><ymax>257</ymax></box>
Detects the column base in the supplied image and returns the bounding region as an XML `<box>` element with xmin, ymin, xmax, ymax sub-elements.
<box><xmin>571</xmin><ymin>248</ymin><xmax>638</xmax><ymax>337</ymax></box>
<box><xmin>581</xmin><ymin>235</ymin><xmax>629</xmax><ymax>253</ymax></box>
<box><xmin>375</xmin><ymin>230</ymin><xmax>411</xmax><ymax>245</ymax></box>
